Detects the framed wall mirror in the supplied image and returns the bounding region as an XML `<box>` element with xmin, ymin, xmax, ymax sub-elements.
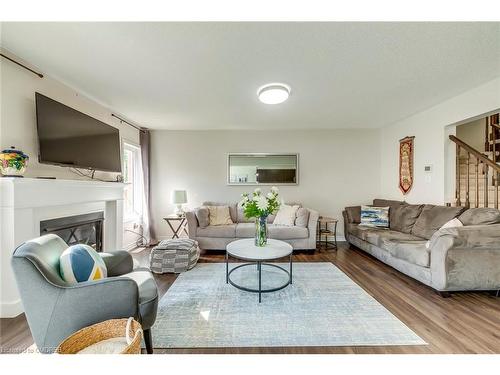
<box><xmin>228</xmin><ymin>153</ymin><xmax>299</xmax><ymax>185</ymax></box>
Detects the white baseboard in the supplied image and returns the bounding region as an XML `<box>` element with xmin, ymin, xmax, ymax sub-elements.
<box><xmin>0</xmin><ymin>299</ymin><xmax>23</xmax><ymax>318</ymax></box>
<box><xmin>123</xmin><ymin>241</ymin><xmax>139</xmax><ymax>252</ymax></box>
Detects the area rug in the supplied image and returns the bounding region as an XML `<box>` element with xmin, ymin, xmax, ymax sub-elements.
<box><xmin>152</xmin><ymin>262</ymin><xmax>426</xmax><ymax>348</ymax></box>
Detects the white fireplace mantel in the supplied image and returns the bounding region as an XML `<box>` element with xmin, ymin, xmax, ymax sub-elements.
<box><xmin>0</xmin><ymin>177</ymin><xmax>126</xmax><ymax>318</ymax></box>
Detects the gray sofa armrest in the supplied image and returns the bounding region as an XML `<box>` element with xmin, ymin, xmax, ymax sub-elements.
<box><xmin>185</xmin><ymin>210</ymin><xmax>199</xmax><ymax>239</ymax></box>
<box><xmin>344</xmin><ymin>206</ymin><xmax>361</xmax><ymax>224</ymax></box>
<box><xmin>429</xmin><ymin>224</ymin><xmax>500</xmax><ymax>291</ymax></box>
<box><xmin>306</xmin><ymin>209</ymin><xmax>319</xmax><ymax>248</ymax></box>
<box><xmin>100</xmin><ymin>251</ymin><xmax>133</xmax><ymax>276</ymax></box>
<box><xmin>342</xmin><ymin>210</ymin><xmax>350</xmax><ymax>243</ymax></box>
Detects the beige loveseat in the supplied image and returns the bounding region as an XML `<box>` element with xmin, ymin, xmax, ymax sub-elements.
<box><xmin>343</xmin><ymin>199</ymin><xmax>500</xmax><ymax>295</ymax></box>
<box><xmin>186</xmin><ymin>202</ymin><xmax>319</xmax><ymax>250</ymax></box>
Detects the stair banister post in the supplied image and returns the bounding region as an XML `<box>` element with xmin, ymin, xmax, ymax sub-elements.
<box><xmin>456</xmin><ymin>144</ymin><xmax>461</xmax><ymax>206</ymax></box>
<box><xmin>484</xmin><ymin>163</ymin><xmax>489</xmax><ymax>208</ymax></box>
<box><xmin>465</xmin><ymin>152</ymin><xmax>470</xmax><ymax>208</ymax></box>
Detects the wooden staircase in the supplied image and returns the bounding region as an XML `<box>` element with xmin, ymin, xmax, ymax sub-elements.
<box><xmin>450</xmin><ymin>113</ymin><xmax>500</xmax><ymax>209</ymax></box>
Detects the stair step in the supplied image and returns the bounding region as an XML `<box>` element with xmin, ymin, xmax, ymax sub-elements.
<box><xmin>459</xmin><ymin>192</ymin><xmax>497</xmax><ymax>196</ymax></box>
<box><xmin>458</xmin><ymin>174</ymin><xmax>497</xmax><ymax>180</ymax></box>
<box><xmin>458</xmin><ymin>169</ymin><xmax>486</xmax><ymax>176</ymax></box>
<box><xmin>458</xmin><ymin>163</ymin><xmax>488</xmax><ymax>169</ymax></box>
<box><xmin>458</xmin><ymin>180</ymin><xmax>495</xmax><ymax>186</ymax></box>
<box><xmin>456</xmin><ymin>204</ymin><xmax>499</xmax><ymax>209</ymax></box>
<box><xmin>460</xmin><ymin>188</ymin><xmax>498</xmax><ymax>192</ymax></box>
<box><xmin>459</xmin><ymin>190</ymin><xmax>498</xmax><ymax>194</ymax></box>
<box><xmin>458</xmin><ymin>161</ymin><xmax>496</xmax><ymax>169</ymax></box>
<box><xmin>459</xmin><ymin>197</ymin><xmax>498</xmax><ymax>203</ymax></box>
<box><xmin>458</xmin><ymin>194</ymin><xmax>498</xmax><ymax>200</ymax></box>
<box><xmin>459</xmin><ymin>198</ymin><xmax>498</xmax><ymax>205</ymax></box>
<box><xmin>460</xmin><ymin>189</ymin><xmax>498</xmax><ymax>193</ymax></box>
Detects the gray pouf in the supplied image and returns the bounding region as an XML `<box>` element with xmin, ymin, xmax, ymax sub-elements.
<box><xmin>149</xmin><ymin>238</ymin><xmax>200</xmax><ymax>274</ymax></box>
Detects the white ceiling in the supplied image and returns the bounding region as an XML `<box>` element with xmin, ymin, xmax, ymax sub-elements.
<box><xmin>2</xmin><ymin>22</ymin><xmax>499</xmax><ymax>130</ymax></box>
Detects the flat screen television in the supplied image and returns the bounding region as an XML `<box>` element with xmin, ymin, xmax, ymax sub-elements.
<box><xmin>35</xmin><ymin>92</ymin><xmax>122</xmax><ymax>172</ymax></box>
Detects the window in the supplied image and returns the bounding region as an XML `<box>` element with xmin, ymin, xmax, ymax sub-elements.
<box><xmin>123</xmin><ymin>142</ymin><xmax>143</xmax><ymax>221</ymax></box>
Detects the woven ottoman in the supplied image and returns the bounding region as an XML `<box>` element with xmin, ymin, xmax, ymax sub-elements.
<box><xmin>149</xmin><ymin>238</ymin><xmax>200</xmax><ymax>274</ymax></box>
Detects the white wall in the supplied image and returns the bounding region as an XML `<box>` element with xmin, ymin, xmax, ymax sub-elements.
<box><xmin>456</xmin><ymin>118</ymin><xmax>486</xmax><ymax>152</ymax></box>
<box><xmin>0</xmin><ymin>49</ymin><xmax>140</xmax><ymax>178</ymax></box>
<box><xmin>0</xmin><ymin>50</ymin><xmax>141</xmax><ymax>249</ymax></box>
<box><xmin>150</xmin><ymin>129</ymin><xmax>382</xmax><ymax>239</ymax></box>
<box><xmin>380</xmin><ymin>77</ymin><xmax>500</xmax><ymax>205</ymax></box>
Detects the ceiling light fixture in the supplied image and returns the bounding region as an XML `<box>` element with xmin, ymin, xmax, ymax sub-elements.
<box><xmin>257</xmin><ymin>83</ymin><xmax>291</xmax><ymax>104</ymax></box>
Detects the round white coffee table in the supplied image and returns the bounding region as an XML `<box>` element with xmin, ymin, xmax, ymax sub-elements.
<box><xmin>225</xmin><ymin>238</ymin><xmax>293</xmax><ymax>303</ymax></box>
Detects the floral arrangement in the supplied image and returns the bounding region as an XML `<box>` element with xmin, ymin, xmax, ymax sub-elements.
<box><xmin>239</xmin><ymin>186</ymin><xmax>280</xmax><ymax>219</ymax></box>
<box><xmin>239</xmin><ymin>187</ymin><xmax>280</xmax><ymax>246</ymax></box>
<box><xmin>0</xmin><ymin>147</ymin><xmax>29</xmax><ymax>177</ymax></box>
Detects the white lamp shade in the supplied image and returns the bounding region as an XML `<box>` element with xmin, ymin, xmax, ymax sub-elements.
<box><xmin>171</xmin><ymin>190</ymin><xmax>187</xmax><ymax>204</ymax></box>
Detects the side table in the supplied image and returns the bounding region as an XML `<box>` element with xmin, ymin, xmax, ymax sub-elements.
<box><xmin>316</xmin><ymin>216</ymin><xmax>338</xmax><ymax>250</ymax></box>
<box><xmin>163</xmin><ymin>215</ymin><xmax>189</xmax><ymax>239</ymax></box>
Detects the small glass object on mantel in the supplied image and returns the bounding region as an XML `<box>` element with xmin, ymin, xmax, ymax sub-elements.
<box><xmin>239</xmin><ymin>187</ymin><xmax>280</xmax><ymax>247</ymax></box>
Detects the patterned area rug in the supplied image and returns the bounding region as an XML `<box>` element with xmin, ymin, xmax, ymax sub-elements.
<box><xmin>152</xmin><ymin>262</ymin><xmax>426</xmax><ymax>348</ymax></box>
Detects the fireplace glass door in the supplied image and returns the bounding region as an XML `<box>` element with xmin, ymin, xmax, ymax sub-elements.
<box><xmin>40</xmin><ymin>212</ymin><xmax>104</xmax><ymax>251</ymax></box>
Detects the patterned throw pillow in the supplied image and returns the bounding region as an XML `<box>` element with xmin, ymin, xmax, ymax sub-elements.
<box><xmin>59</xmin><ymin>244</ymin><xmax>107</xmax><ymax>284</ymax></box>
<box><xmin>207</xmin><ymin>205</ymin><xmax>234</xmax><ymax>226</ymax></box>
<box><xmin>360</xmin><ymin>206</ymin><xmax>389</xmax><ymax>228</ymax></box>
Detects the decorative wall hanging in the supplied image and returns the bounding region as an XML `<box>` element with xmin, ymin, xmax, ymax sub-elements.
<box><xmin>399</xmin><ymin>136</ymin><xmax>414</xmax><ymax>194</ymax></box>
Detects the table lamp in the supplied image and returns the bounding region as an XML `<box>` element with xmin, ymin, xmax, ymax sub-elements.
<box><xmin>171</xmin><ymin>190</ymin><xmax>187</xmax><ymax>217</ymax></box>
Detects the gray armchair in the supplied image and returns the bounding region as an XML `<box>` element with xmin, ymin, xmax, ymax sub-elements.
<box><xmin>11</xmin><ymin>234</ymin><xmax>158</xmax><ymax>354</ymax></box>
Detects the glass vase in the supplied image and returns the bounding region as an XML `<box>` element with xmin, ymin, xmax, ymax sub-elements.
<box><xmin>255</xmin><ymin>215</ymin><xmax>268</xmax><ymax>247</ymax></box>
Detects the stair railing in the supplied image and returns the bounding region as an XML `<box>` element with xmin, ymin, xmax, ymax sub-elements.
<box><xmin>449</xmin><ymin>135</ymin><xmax>500</xmax><ymax>209</ymax></box>
<box><xmin>488</xmin><ymin>114</ymin><xmax>500</xmax><ymax>208</ymax></box>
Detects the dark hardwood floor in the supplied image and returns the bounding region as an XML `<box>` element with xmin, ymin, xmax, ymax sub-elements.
<box><xmin>1</xmin><ymin>242</ymin><xmax>499</xmax><ymax>354</ymax></box>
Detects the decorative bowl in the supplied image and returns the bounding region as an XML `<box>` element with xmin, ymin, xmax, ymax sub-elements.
<box><xmin>0</xmin><ymin>146</ymin><xmax>29</xmax><ymax>177</ymax></box>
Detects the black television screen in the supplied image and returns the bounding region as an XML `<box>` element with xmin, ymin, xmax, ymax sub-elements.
<box><xmin>35</xmin><ymin>92</ymin><xmax>122</xmax><ymax>173</ymax></box>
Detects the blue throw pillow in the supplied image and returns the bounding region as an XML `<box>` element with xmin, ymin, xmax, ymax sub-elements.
<box><xmin>360</xmin><ymin>205</ymin><xmax>389</xmax><ymax>228</ymax></box>
<box><xmin>59</xmin><ymin>244</ymin><xmax>107</xmax><ymax>284</ymax></box>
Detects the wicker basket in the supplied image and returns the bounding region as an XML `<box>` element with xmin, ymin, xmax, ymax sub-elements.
<box><xmin>56</xmin><ymin>318</ymin><xmax>143</xmax><ymax>354</ymax></box>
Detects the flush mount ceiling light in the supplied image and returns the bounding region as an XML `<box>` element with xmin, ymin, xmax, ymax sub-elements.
<box><xmin>257</xmin><ymin>83</ymin><xmax>291</xmax><ymax>104</ymax></box>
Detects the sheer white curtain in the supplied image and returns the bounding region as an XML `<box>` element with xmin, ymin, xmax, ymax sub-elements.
<box><xmin>139</xmin><ymin>129</ymin><xmax>156</xmax><ymax>245</ymax></box>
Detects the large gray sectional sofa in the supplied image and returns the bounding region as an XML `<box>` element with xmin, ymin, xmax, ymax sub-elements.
<box><xmin>343</xmin><ymin>199</ymin><xmax>500</xmax><ymax>295</ymax></box>
<box><xmin>186</xmin><ymin>201</ymin><xmax>319</xmax><ymax>250</ymax></box>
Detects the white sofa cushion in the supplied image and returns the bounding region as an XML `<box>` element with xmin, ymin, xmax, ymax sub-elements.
<box><xmin>273</xmin><ymin>204</ymin><xmax>300</xmax><ymax>226</ymax></box>
<box><xmin>269</xmin><ymin>225</ymin><xmax>308</xmax><ymax>240</ymax></box>
<box><xmin>235</xmin><ymin>223</ymin><xmax>309</xmax><ymax>239</ymax></box>
<box><xmin>235</xmin><ymin>223</ymin><xmax>255</xmax><ymax>237</ymax></box>
<box><xmin>197</xmin><ymin>224</ymin><xmax>236</xmax><ymax>238</ymax></box>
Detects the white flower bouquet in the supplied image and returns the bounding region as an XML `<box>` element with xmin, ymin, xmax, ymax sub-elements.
<box><xmin>239</xmin><ymin>187</ymin><xmax>280</xmax><ymax>246</ymax></box>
